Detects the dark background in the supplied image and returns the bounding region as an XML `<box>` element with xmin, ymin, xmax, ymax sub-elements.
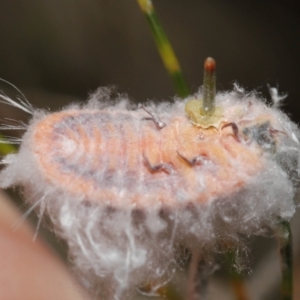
<box><xmin>0</xmin><ymin>1</ymin><xmax>299</xmax><ymax>299</ymax></box>
<box><xmin>0</xmin><ymin>0</ymin><xmax>299</xmax><ymax>116</ymax></box>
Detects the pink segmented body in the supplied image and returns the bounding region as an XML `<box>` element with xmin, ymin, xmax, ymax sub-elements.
<box><xmin>33</xmin><ymin>108</ymin><xmax>262</xmax><ymax>208</ymax></box>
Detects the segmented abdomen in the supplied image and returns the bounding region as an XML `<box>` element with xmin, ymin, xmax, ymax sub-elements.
<box><xmin>33</xmin><ymin>109</ymin><xmax>262</xmax><ymax>207</ymax></box>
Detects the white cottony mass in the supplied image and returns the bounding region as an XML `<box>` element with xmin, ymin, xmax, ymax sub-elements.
<box><xmin>0</xmin><ymin>86</ymin><xmax>299</xmax><ymax>299</ymax></box>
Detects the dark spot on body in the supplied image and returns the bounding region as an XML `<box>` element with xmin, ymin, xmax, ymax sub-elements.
<box><xmin>243</xmin><ymin>121</ymin><xmax>276</xmax><ymax>152</ymax></box>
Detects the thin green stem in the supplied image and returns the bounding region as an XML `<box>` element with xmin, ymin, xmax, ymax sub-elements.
<box><xmin>202</xmin><ymin>57</ymin><xmax>216</xmax><ymax>115</ymax></box>
<box><xmin>0</xmin><ymin>136</ymin><xmax>17</xmax><ymax>155</ymax></box>
<box><xmin>277</xmin><ymin>219</ymin><xmax>293</xmax><ymax>300</ymax></box>
<box><xmin>136</xmin><ymin>0</ymin><xmax>189</xmax><ymax>98</ymax></box>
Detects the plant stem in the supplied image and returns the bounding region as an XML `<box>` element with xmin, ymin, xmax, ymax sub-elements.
<box><xmin>277</xmin><ymin>219</ymin><xmax>293</xmax><ymax>300</ymax></box>
<box><xmin>136</xmin><ymin>0</ymin><xmax>189</xmax><ymax>98</ymax></box>
<box><xmin>202</xmin><ymin>57</ymin><xmax>216</xmax><ymax>115</ymax></box>
<box><xmin>0</xmin><ymin>136</ymin><xmax>17</xmax><ymax>155</ymax></box>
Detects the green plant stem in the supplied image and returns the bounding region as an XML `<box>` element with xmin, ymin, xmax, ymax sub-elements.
<box><xmin>202</xmin><ymin>57</ymin><xmax>216</xmax><ymax>115</ymax></box>
<box><xmin>277</xmin><ymin>219</ymin><xmax>293</xmax><ymax>300</ymax></box>
<box><xmin>0</xmin><ymin>136</ymin><xmax>17</xmax><ymax>155</ymax></box>
<box><xmin>136</xmin><ymin>0</ymin><xmax>189</xmax><ymax>98</ymax></box>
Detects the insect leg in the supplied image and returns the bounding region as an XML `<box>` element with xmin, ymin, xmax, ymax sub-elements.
<box><xmin>221</xmin><ymin>122</ymin><xmax>240</xmax><ymax>142</ymax></box>
<box><xmin>177</xmin><ymin>151</ymin><xmax>205</xmax><ymax>166</ymax></box>
<box><xmin>143</xmin><ymin>154</ymin><xmax>173</xmax><ymax>174</ymax></box>
<box><xmin>142</xmin><ymin>106</ymin><xmax>166</xmax><ymax>129</ymax></box>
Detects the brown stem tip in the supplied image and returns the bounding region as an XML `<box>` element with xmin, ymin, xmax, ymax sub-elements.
<box><xmin>204</xmin><ymin>57</ymin><xmax>216</xmax><ymax>73</ymax></box>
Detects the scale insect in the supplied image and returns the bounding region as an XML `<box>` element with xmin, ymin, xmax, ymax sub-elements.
<box><xmin>0</xmin><ymin>58</ymin><xmax>299</xmax><ymax>298</ymax></box>
<box><xmin>0</xmin><ymin>59</ymin><xmax>286</xmax><ymax>208</ymax></box>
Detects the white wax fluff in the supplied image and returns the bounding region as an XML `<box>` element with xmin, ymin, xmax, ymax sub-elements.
<box><xmin>0</xmin><ymin>86</ymin><xmax>300</xmax><ymax>299</ymax></box>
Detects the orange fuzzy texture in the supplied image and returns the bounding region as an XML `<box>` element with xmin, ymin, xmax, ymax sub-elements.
<box><xmin>33</xmin><ymin>109</ymin><xmax>263</xmax><ymax>207</ymax></box>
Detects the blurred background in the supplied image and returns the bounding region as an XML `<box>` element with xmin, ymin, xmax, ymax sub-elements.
<box><xmin>0</xmin><ymin>0</ymin><xmax>299</xmax><ymax>299</ymax></box>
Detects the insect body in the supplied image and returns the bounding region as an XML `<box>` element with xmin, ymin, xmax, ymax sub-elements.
<box><xmin>32</xmin><ymin>103</ymin><xmax>264</xmax><ymax>209</ymax></box>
